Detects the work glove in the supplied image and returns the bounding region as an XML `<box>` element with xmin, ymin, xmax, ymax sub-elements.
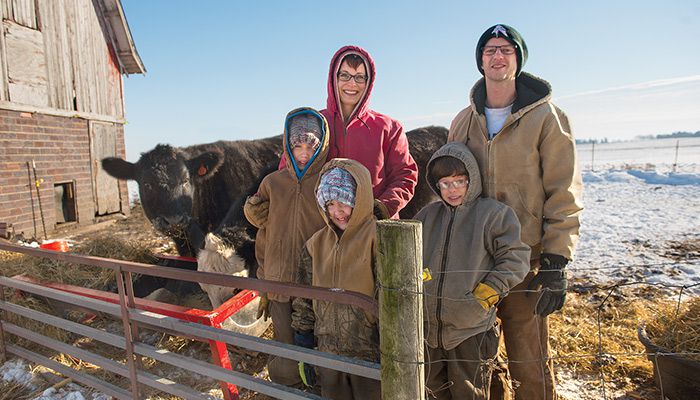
<box><xmin>243</xmin><ymin>194</ymin><xmax>269</xmax><ymax>228</ymax></box>
<box><xmin>256</xmin><ymin>292</ymin><xmax>270</xmax><ymax>321</ymax></box>
<box><xmin>373</xmin><ymin>199</ymin><xmax>390</xmax><ymax>220</ymax></box>
<box><xmin>294</xmin><ymin>331</ymin><xmax>316</xmax><ymax>387</ymax></box>
<box><xmin>527</xmin><ymin>253</ymin><xmax>568</xmax><ymax>317</ymax></box>
<box><xmin>473</xmin><ymin>282</ymin><xmax>499</xmax><ymax>311</ymax></box>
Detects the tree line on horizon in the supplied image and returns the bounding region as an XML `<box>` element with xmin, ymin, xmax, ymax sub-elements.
<box><xmin>576</xmin><ymin>130</ymin><xmax>700</xmax><ymax>145</ymax></box>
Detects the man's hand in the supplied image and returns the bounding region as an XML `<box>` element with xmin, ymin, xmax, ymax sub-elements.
<box><xmin>256</xmin><ymin>292</ymin><xmax>270</xmax><ymax>321</ymax></box>
<box><xmin>527</xmin><ymin>253</ymin><xmax>568</xmax><ymax>316</ymax></box>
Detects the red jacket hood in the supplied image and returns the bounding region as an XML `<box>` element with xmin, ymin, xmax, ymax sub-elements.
<box><xmin>325</xmin><ymin>45</ymin><xmax>376</xmax><ymax>121</ymax></box>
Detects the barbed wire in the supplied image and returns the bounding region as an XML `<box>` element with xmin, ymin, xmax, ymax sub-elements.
<box><xmin>377</xmin><ymin>264</ymin><xmax>700</xmax><ymax>399</ymax></box>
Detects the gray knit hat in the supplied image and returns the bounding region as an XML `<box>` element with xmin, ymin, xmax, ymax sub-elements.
<box><xmin>289</xmin><ymin>113</ymin><xmax>322</xmax><ymax>150</ymax></box>
<box><xmin>316</xmin><ymin>167</ymin><xmax>356</xmax><ymax>211</ymax></box>
<box><xmin>476</xmin><ymin>24</ymin><xmax>528</xmax><ymax>77</ymax></box>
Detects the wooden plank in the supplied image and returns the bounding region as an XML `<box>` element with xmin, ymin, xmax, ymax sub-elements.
<box><xmin>90</xmin><ymin>121</ymin><xmax>121</xmax><ymax>214</ymax></box>
<box><xmin>0</xmin><ymin>2</ymin><xmax>8</xmax><ymax>101</ymax></box>
<box><xmin>3</xmin><ymin>20</ymin><xmax>48</xmax><ymax>106</ymax></box>
<box><xmin>2</xmin><ymin>0</ymin><xmax>11</xmax><ymax>21</ymax></box>
<box><xmin>37</xmin><ymin>0</ymin><xmax>74</xmax><ymax>110</ymax></box>
<box><xmin>0</xmin><ymin>99</ymin><xmax>126</xmax><ymax>124</ymax></box>
<box><xmin>10</xmin><ymin>0</ymin><xmax>37</xmax><ymax>29</ymax></box>
<box><xmin>6</xmin><ymin>344</ymin><xmax>131</xmax><ymax>400</ymax></box>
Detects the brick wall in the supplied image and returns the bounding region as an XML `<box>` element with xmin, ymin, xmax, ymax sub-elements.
<box><xmin>0</xmin><ymin>109</ymin><xmax>128</xmax><ymax>238</ymax></box>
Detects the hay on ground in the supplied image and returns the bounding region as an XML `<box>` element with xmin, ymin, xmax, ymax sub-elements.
<box><xmin>645</xmin><ymin>296</ymin><xmax>700</xmax><ymax>360</ymax></box>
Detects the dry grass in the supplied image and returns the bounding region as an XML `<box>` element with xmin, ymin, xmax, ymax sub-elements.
<box><xmin>549</xmin><ymin>284</ymin><xmax>666</xmax><ymax>392</ymax></box>
<box><xmin>0</xmin><ymin>380</ymin><xmax>33</xmax><ymax>400</ymax></box>
<box><xmin>646</xmin><ymin>296</ymin><xmax>700</xmax><ymax>360</ymax></box>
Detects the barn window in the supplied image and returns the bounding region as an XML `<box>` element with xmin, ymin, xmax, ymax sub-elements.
<box><xmin>54</xmin><ymin>182</ymin><xmax>77</xmax><ymax>224</ymax></box>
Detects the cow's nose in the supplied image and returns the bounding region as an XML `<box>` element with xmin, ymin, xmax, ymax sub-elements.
<box><xmin>164</xmin><ymin>215</ymin><xmax>185</xmax><ymax>226</ymax></box>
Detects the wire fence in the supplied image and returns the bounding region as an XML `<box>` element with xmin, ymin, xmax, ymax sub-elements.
<box><xmin>577</xmin><ymin>139</ymin><xmax>700</xmax><ymax>172</ymax></box>
<box><xmin>379</xmin><ymin>257</ymin><xmax>700</xmax><ymax>400</ymax></box>
<box><xmin>2</xmin><ymin>239</ymin><xmax>698</xmax><ymax>399</ymax></box>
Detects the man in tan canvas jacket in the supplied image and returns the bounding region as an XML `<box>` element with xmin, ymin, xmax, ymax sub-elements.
<box><xmin>448</xmin><ymin>24</ymin><xmax>583</xmax><ymax>400</ymax></box>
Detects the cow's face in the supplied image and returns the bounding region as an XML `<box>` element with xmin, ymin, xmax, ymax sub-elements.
<box><xmin>102</xmin><ymin>144</ymin><xmax>223</xmax><ymax>238</ymax></box>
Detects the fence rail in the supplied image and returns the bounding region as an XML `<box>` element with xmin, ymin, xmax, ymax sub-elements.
<box><xmin>0</xmin><ymin>241</ymin><xmax>400</xmax><ymax>399</ymax></box>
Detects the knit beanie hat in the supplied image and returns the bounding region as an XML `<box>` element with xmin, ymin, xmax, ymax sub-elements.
<box><xmin>476</xmin><ymin>24</ymin><xmax>528</xmax><ymax>77</ymax></box>
<box><xmin>316</xmin><ymin>167</ymin><xmax>357</xmax><ymax>211</ymax></box>
<box><xmin>289</xmin><ymin>113</ymin><xmax>322</xmax><ymax>150</ymax></box>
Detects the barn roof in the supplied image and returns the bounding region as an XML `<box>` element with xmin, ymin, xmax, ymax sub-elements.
<box><xmin>98</xmin><ymin>0</ymin><xmax>146</xmax><ymax>75</ymax></box>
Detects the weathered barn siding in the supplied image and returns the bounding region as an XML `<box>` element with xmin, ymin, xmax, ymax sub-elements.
<box><xmin>0</xmin><ymin>109</ymin><xmax>128</xmax><ymax>237</ymax></box>
<box><xmin>0</xmin><ymin>0</ymin><xmax>141</xmax><ymax>238</ymax></box>
<box><xmin>0</xmin><ymin>0</ymin><xmax>124</xmax><ymax>115</ymax></box>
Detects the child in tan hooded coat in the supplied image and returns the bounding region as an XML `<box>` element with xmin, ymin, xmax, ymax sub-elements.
<box><xmin>291</xmin><ymin>158</ymin><xmax>381</xmax><ymax>400</ymax></box>
<box><xmin>243</xmin><ymin>107</ymin><xmax>329</xmax><ymax>386</ymax></box>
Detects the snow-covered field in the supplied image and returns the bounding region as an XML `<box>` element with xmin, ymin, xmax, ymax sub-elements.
<box><xmin>4</xmin><ymin>137</ymin><xmax>699</xmax><ymax>399</ymax></box>
<box><xmin>573</xmin><ymin>137</ymin><xmax>700</xmax><ymax>294</ymax></box>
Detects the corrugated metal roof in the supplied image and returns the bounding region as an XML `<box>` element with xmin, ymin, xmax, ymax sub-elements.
<box><xmin>97</xmin><ymin>0</ymin><xmax>146</xmax><ymax>75</ymax></box>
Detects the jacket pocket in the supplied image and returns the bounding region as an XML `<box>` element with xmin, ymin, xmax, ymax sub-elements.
<box><xmin>440</xmin><ymin>292</ymin><xmax>489</xmax><ymax>331</ymax></box>
<box><xmin>503</xmin><ymin>183</ymin><xmax>543</xmax><ymax>246</ymax></box>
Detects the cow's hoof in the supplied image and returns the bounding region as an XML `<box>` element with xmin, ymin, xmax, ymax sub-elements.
<box><xmin>220</xmin><ymin>296</ymin><xmax>271</xmax><ymax>337</ymax></box>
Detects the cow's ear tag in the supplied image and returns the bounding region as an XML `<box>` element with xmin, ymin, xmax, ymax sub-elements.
<box><xmin>198</xmin><ymin>164</ymin><xmax>208</xmax><ymax>176</ymax></box>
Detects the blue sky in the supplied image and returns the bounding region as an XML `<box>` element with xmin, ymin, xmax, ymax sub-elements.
<box><xmin>120</xmin><ymin>0</ymin><xmax>700</xmax><ymax>161</ymax></box>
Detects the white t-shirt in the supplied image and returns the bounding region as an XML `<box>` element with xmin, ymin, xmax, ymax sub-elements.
<box><xmin>485</xmin><ymin>104</ymin><xmax>513</xmax><ymax>140</ymax></box>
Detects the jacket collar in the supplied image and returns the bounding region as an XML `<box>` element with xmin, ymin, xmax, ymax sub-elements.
<box><xmin>470</xmin><ymin>71</ymin><xmax>552</xmax><ymax>115</ymax></box>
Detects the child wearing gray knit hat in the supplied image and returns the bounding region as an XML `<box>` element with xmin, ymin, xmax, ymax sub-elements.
<box><xmin>289</xmin><ymin>113</ymin><xmax>322</xmax><ymax>151</ymax></box>
<box><xmin>316</xmin><ymin>167</ymin><xmax>357</xmax><ymax>211</ymax></box>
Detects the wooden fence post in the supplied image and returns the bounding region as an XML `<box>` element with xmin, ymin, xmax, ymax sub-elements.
<box><xmin>376</xmin><ymin>220</ymin><xmax>425</xmax><ymax>400</ymax></box>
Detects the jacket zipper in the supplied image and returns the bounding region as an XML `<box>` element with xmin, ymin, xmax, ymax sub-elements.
<box><xmin>436</xmin><ymin>207</ymin><xmax>456</xmax><ymax>349</ymax></box>
<box><xmin>290</xmin><ymin>180</ymin><xmax>301</xmax><ymax>283</ymax></box>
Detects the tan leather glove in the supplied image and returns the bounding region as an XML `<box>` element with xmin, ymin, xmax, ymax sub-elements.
<box><xmin>473</xmin><ymin>282</ymin><xmax>499</xmax><ymax>311</ymax></box>
<box><xmin>256</xmin><ymin>292</ymin><xmax>270</xmax><ymax>321</ymax></box>
<box><xmin>244</xmin><ymin>194</ymin><xmax>270</xmax><ymax>228</ymax></box>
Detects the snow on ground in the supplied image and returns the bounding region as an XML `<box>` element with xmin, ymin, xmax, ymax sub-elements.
<box><xmin>572</xmin><ymin>166</ymin><xmax>700</xmax><ymax>294</ymax></box>
<box><xmin>5</xmin><ymin>138</ymin><xmax>700</xmax><ymax>398</ymax></box>
<box><xmin>0</xmin><ymin>359</ymin><xmax>110</xmax><ymax>400</ymax></box>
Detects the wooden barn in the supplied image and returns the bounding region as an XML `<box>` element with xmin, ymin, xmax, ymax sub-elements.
<box><xmin>0</xmin><ymin>0</ymin><xmax>144</xmax><ymax>240</ymax></box>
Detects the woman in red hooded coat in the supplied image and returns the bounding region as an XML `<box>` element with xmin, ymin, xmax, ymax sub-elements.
<box><xmin>281</xmin><ymin>45</ymin><xmax>418</xmax><ymax>218</ymax></box>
